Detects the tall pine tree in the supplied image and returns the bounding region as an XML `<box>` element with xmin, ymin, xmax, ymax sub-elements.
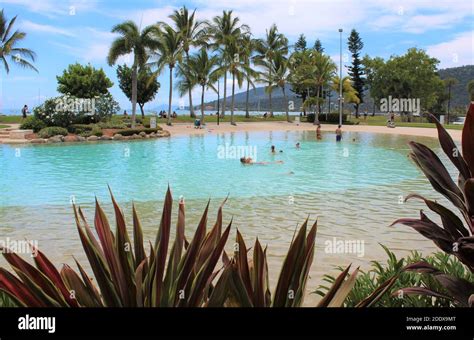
<box><xmin>347</xmin><ymin>29</ymin><xmax>364</xmax><ymax>117</ymax></box>
<box><xmin>295</xmin><ymin>34</ymin><xmax>307</xmax><ymax>51</ymax></box>
<box><xmin>313</xmin><ymin>39</ymin><xmax>324</xmax><ymax>53</ymax></box>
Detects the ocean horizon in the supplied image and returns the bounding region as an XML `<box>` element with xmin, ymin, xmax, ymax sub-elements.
<box><xmin>0</xmin><ymin>108</ymin><xmax>306</xmax><ymax>116</ymax></box>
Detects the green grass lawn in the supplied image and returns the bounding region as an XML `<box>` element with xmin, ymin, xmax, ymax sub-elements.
<box><xmin>0</xmin><ymin>115</ymin><xmax>23</xmax><ymax>124</ymax></box>
<box><xmin>347</xmin><ymin>115</ymin><xmax>463</xmax><ymax>130</ymax></box>
<box><xmin>157</xmin><ymin>114</ymin><xmax>290</xmax><ymax>123</ymax></box>
<box><xmin>2</xmin><ymin>113</ymin><xmax>464</xmax><ymax>130</ymax></box>
<box><xmin>0</xmin><ymin>125</ymin><xmax>9</xmax><ymax>129</ymax></box>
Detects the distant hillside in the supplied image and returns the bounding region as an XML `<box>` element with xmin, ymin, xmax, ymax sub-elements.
<box><xmin>202</xmin><ymin>65</ymin><xmax>473</xmax><ymax>112</ymax></box>
<box><xmin>438</xmin><ymin>65</ymin><xmax>474</xmax><ymax>108</ymax></box>
<box><xmin>201</xmin><ymin>84</ymin><xmax>301</xmax><ymax>112</ymax></box>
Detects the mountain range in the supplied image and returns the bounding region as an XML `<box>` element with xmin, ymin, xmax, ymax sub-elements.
<box><xmin>200</xmin><ymin>65</ymin><xmax>474</xmax><ymax>113</ymax></box>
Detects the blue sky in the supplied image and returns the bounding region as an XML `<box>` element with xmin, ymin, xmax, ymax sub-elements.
<box><xmin>1</xmin><ymin>0</ymin><xmax>473</xmax><ymax>113</ymax></box>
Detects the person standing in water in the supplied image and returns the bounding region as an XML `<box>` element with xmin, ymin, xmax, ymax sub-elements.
<box><xmin>316</xmin><ymin>124</ymin><xmax>322</xmax><ymax>140</ymax></box>
<box><xmin>336</xmin><ymin>125</ymin><xmax>342</xmax><ymax>142</ymax></box>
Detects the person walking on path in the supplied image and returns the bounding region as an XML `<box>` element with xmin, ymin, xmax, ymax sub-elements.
<box><xmin>21</xmin><ymin>105</ymin><xmax>29</xmax><ymax>119</ymax></box>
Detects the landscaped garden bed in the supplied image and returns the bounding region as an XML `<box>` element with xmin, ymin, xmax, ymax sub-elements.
<box><xmin>24</xmin><ymin>125</ymin><xmax>169</xmax><ymax>144</ymax></box>
<box><xmin>19</xmin><ymin>107</ymin><xmax>169</xmax><ymax>144</ymax></box>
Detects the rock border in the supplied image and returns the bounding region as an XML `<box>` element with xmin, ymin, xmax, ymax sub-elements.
<box><xmin>25</xmin><ymin>130</ymin><xmax>170</xmax><ymax>144</ymax></box>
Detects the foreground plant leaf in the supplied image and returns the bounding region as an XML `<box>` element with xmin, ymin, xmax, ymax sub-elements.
<box><xmin>394</xmin><ymin>103</ymin><xmax>474</xmax><ymax>294</ymax></box>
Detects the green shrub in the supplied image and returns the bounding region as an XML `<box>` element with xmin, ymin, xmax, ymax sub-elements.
<box><xmin>34</xmin><ymin>93</ymin><xmax>120</xmax><ymax>127</ymax></box>
<box><xmin>97</xmin><ymin>120</ymin><xmax>127</xmax><ymax>129</ymax></box>
<box><xmin>315</xmin><ymin>245</ymin><xmax>473</xmax><ymax>307</ymax></box>
<box><xmin>20</xmin><ymin>116</ymin><xmax>46</xmax><ymax>132</ymax></box>
<box><xmin>91</xmin><ymin>125</ymin><xmax>103</xmax><ymax>137</ymax></box>
<box><xmin>37</xmin><ymin>126</ymin><xmax>68</xmax><ymax>138</ymax></box>
<box><xmin>73</xmin><ymin>124</ymin><xmax>102</xmax><ymax>137</ymax></box>
<box><xmin>120</xmin><ymin>115</ymin><xmax>152</xmax><ymax>128</ymax></box>
<box><xmin>116</xmin><ymin>127</ymin><xmax>161</xmax><ymax>136</ymax></box>
<box><xmin>307</xmin><ymin>113</ymin><xmax>348</xmax><ymax>123</ymax></box>
<box><xmin>68</xmin><ymin>124</ymin><xmax>93</xmax><ymax>134</ymax></box>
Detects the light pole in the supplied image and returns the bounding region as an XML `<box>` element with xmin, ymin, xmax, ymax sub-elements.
<box><xmin>338</xmin><ymin>28</ymin><xmax>343</xmax><ymax>126</ymax></box>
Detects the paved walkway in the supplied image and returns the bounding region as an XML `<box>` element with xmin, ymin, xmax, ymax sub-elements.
<box><xmin>0</xmin><ymin>124</ymin><xmax>29</xmax><ymax>144</ymax></box>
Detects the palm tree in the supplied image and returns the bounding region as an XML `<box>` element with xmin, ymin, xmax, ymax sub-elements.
<box><xmin>444</xmin><ymin>77</ymin><xmax>458</xmax><ymax>124</ymax></box>
<box><xmin>270</xmin><ymin>52</ymin><xmax>291</xmax><ymax>122</ymax></box>
<box><xmin>254</xmin><ymin>24</ymin><xmax>288</xmax><ymax>117</ymax></box>
<box><xmin>169</xmin><ymin>6</ymin><xmax>207</xmax><ymax>118</ymax></box>
<box><xmin>209</xmin><ymin>11</ymin><xmax>249</xmax><ymax>118</ymax></box>
<box><xmin>241</xmin><ymin>34</ymin><xmax>258</xmax><ymax>118</ymax></box>
<box><xmin>0</xmin><ymin>10</ymin><xmax>37</xmax><ymax>74</ymax></box>
<box><xmin>177</xmin><ymin>48</ymin><xmax>221</xmax><ymax>124</ymax></box>
<box><xmin>288</xmin><ymin>49</ymin><xmax>313</xmax><ymax>116</ymax></box>
<box><xmin>227</xmin><ymin>38</ymin><xmax>254</xmax><ymax>125</ymax></box>
<box><xmin>331</xmin><ymin>75</ymin><xmax>359</xmax><ymax>118</ymax></box>
<box><xmin>149</xmin><ymin>24</ymin><xmax>182</xmax><ymax>126</ymax></box>
<box><xmin>299</xmin><ymin>52</ymin><xmax>337</xmax><ymax>124</ymax></box>
<box><xmin>108</xmin><ymin>21</ymin><xmax>159</xmax><ymax>128</ymax></box>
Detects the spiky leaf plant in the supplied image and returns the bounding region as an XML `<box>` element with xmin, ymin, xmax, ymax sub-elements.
<box><xmin>392</xmin><ymin>102</ymin><xmax>474</xmax><ymax>306</ymax></box>
<box><xmin>0</xmin><ymin>187</ymin><xmax>231</xmax><ymax>307</ymax></box>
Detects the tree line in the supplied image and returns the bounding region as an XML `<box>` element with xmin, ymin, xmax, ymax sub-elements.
<box><xmin>2</xmin><ymin>7</ymin><xmax>474</xmax><ymax>126</ymax></box>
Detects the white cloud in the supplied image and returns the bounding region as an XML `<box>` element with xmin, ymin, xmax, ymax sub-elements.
<box><xmin>3</xmin><ymin>0</ymin><xmax>99</xmax><ymax>17</ymax></box>
<box><xmin>21</xmin><ymin>20</ymin><xmax>76</xmax><ymax>37</ymax></box>
<box><xmin>427</xmin><ymin>31</ymin><xmax>474</xmax><ymax>68</ymax></box>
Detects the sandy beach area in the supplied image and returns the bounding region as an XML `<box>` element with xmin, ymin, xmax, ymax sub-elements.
<box><xmin>159</xmin><ymin>121</ymin><xmax>461</xmax><ymax>141</ymax></box>
<box><xmin>0</xmin><ymin>121</ymin><xmax>461</xmax><ymax>144</ymax></box>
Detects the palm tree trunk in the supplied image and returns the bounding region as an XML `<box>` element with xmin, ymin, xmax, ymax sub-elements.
<box><xmin>201</xmin><ymin>85</ymin><xmax>205</xmax><ymax>124</ymax></box>
<box><xmin>216</xmin><ymin>79</ymin><xmax>220</xmax><ymax>114</ymax></box>
<box><xmin>167</xmin><ymin>67</ymin><xmax>173</xmax><ymax>126</ymax></box>
<box><xmin>131</xmin><ymin>59</ymin><xmax>138</xmax><ymax>129</ymax></box>
<box><xmin>318</xmin><ymin>85</ymin><xmax>322</xmax><ymax>114</ymax></box>
<box><xmin>222</xmin><ymin>71</ymin><xmax>227</xmax><ymax>117</ymax></box>
<box><xmin>139</xmin><ymin>103</ymin><xmax>145</xmax><ymax>118</ymax></box>
<box><xmin>231</xmin><ymin>72</ymin><xmax>236</xmax><ymax>125</ymax></box>
<box><xmin>282</xmin><ymin>86</ymin><xmax>290</xmax><ymax>122</ymax></box>
<box><xmin>447</xmin><ymin>84</ymin><xmax>451</xmax><ymax>124</ymax></box>
<box><xmin>314</xmin><ymin>86</ymin><xmax>322</xmax><ymax>125</ymax></box>
<box><xmin>268</xmin><ymin>70</ymin><xmax>273</xmax><ymax>117</ymax></box>
<box><xmin>302</xmin><ymin>92</ymin><xmax>307</xmax><ymax>116</ymax></box>
<box><xmin>186</xmin><ymin>50</ymin><xmax>195</xmax><ymax>118</ymax></box>
<box><xmin>245</xmin><ymin>79</ymin><xmax>250</xmax><ymax>118</ymax></box>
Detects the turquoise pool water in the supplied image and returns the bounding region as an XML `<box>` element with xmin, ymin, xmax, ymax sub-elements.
<box><xmin>0</xmin><ymin>130</ymin><xmax>448</xmax><ymax>305</ymax></box>
<box><xmin>0</xmin><ymin>130</ymin><xmax>421</xmax><ymax>207</ymax></box>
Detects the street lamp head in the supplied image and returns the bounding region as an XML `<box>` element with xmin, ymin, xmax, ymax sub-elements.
<box><xmin>338</xmin><ymin>28</ymin><xmax>343</xmax><ymax>32</ymax></box>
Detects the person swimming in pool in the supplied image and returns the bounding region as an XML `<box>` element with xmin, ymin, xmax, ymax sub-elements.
<box><xmin>296</xmin><ymin>142</ymin><xmax>300</xmax><ymax>149</ymax></box>
<box><xmin>271</xmin><ymin>145</ymin><xmax>283</xmax><ymax>153</ymax></box>
<box><xmin>336</xmin><ymin>125</ymin><xmax>342</xmax><ymax>142</ymax></box>
<box><xmin>240</xmin><ymin>157</ymin><xmax>283</xmax><ymax>165</ymax></box>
